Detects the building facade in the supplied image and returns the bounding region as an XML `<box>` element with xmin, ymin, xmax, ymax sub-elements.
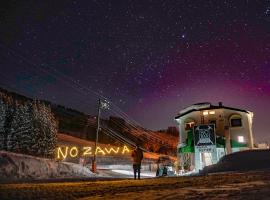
<box><xmin>175</xmin><ymin>102</ymin><xmax>254</xmax><ymax>172</ymax></box>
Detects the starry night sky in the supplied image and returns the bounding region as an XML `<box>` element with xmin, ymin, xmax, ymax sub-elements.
<box><xmin>0</xmin><ymin>1</ymin><xmax>270</xmax><ymax>142</ymax></box>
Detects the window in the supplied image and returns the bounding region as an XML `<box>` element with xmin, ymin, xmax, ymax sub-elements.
<box><xmin>231</xmin><ymin>118</ymin><xmax>242</xmax><ymax>127</ymax></box>
<box><xmin>238</xmin><ymin>136</ymin><xmax>244</xmax><ymax>143</ymax></box>
<box><xmin>209</xmin><ymin>111</ymin><xmax>215</xmax><ymax>115</ymax></box>
<box><xmin>203</xmin><ymin>111</ymin><xmax>208</xmax><ymax>115</ymax></box>
<box><xmin>185</xmin><ymin>122</ymin><xmax>195</xmax><ymax>130</ymax></box>
<box><xmin>209</xmin><ymin>120</ymin><xmax>216</xmax><ymax>127</ymax></box>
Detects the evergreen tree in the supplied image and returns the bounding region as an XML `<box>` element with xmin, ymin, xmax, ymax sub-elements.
<box><xmin>31</xmin><ymin>101</ymin><xmax>45</xmax><ymax>156</ymax></box>
<box><xmin>7</xmin><ymin>101</ymin><xmax>58</xmax><ymax>157</ymax></box>
<box><xmin>3</xmin><ymin>104</ymin><xmax>14</xmax><ymax>151</ymax></box>
<box><xmin>44</xmin><ymin>104</ymin><xmax>58</xmax><ymax>157</ymax></box>
<box><xmin>0</xmin><ymin>93</ymin><xmax>58</xmax><ymax>157</ymax></box>
<box><xmin>8</xmin><ymin>102</ymin><xmax>36</xmax><ymax>154</ymax></box>
<box><xmin>0</xmin><ymin>99</ymin><xmax>7</xmax><ymax>150</ymax></box>
<box><xmin>31</xmin><ymin>101</ymin><xmax>57</xmax><ymax>157</ymax></box>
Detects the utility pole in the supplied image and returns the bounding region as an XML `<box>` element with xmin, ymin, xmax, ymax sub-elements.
<box><xmin>92</xmin><ymin>99</ymin><xmax>101</xmax><ymax>173</ymax></box>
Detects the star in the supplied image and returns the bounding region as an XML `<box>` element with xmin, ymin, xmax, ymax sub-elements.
<box><xmin>0</xmin><ymin>0</ymin><xmax>269</xmax><ymax>141</ymax></box>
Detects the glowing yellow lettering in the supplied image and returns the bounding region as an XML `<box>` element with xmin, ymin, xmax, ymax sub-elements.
<box><xmin>57</xmin><ymin>147</ymin><xmax>68</xmax><ymax>159</ymax></box>
<box><xmin>70</xmin><ymin>146</ymin><xmax>78</xmax><ymax>157</ymax></box>
<box><xmin>95</xmin><ymin>146</ymin><xmax>106</xmax><ymax>155</ymax></box>
<box><xmin>55</xmin><ymin>145</ymin><xmax>131</xmax><ymax>159</ymax></box>
<box><xmin>121</xmin><ymin>145</ymin><xmax>130</xmax><ymax>154</ymax></box>
<box><xmin>82</xmin><ymin>147</ymin><xmax>92</xmax><ymax>156</ymax></box>
<box><xmin>105</xmin><ymin>147</ymin><xmax>119</xmax><ymax>154</ymax></box>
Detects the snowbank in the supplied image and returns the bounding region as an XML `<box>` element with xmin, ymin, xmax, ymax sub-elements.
<box><xmin>0</xmin><ymin>151</ymin><xmax>96</xmax><ymax>183</ymax></box>
<box><xmin>202</xmin><ymin>149</ymin><xmax>270</xmax><ymax>174</ymax></box>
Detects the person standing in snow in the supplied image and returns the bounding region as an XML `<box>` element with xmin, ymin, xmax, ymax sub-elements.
<box><xmin>131</xmin><ymin>146</ymin><xmax>143</xmax><ymax>180</ymax></box>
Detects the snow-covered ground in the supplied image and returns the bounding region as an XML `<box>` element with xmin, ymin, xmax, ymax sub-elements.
<box><xmin>111</xmin><ymin>169</ymin><xmax>156</xmax><ymax>178</ymax></box>
<box><xmin>1</xmin><ymin>170</ymin><xmax>270</xmax><ymax>199</ymax></box>
<box><xmin>0</xmin><ymin>151</ymin><xmax>99</xmax><ymax>182</ymax></box>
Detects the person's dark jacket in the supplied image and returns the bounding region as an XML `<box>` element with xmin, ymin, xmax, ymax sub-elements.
<box><xmin>131</xmin><ymin>149</ymin><xmax>143</xmax><ymax>165</ymax></box>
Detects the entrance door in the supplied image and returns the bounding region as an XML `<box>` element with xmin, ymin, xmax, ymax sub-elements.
<box><xmin>202</xmin><ymin>152</ymin><xmax>212</xmax><ymax>167</ymax></box>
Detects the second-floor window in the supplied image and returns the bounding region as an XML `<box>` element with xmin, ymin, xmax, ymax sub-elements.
<box><xmin>209</xmin><ymin>120</ymin><xmax>216</xmax><ymax>128</ymax></box>
<box><xmin>185</xmin><ymin>122</ymin><xmax>195</xmax><ymax>130</ymax></box>
<box><xmin>231</xmin><ymin>118</ymin><xmax>242</xmax><ymax>127</ymax></box>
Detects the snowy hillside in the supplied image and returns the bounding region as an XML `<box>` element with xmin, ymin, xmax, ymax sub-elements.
<box><xmin>0</xmin><ymin>151</ymin><xmax>97</xmax><ymax>183</ymax></box>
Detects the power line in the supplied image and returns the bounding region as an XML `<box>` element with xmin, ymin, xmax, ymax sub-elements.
<box><xmin>0</xmin><ymin>43</ymin><xmax>176</xmax><ymax>150</ymax></box>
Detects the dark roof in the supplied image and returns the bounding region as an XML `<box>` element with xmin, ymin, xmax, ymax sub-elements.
<box><xmin>175</xmin><ymin>104</ymin><xmax>249</xmax><ymax>119</ymax></box>
<box><xmin>192</xmin><ymin>102</ymin><xmax>211</xmax><ymax>105</ymax></box>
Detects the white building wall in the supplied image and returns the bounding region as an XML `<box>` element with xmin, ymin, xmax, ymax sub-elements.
<box><xmin>176</xmin><ymin>105</ymin><xmax>254</xmax><ymax>172</ymax></box>
<box><xmin>177</xmin><ymin>109</ymin><xmax>253</xmax><ymax>148</ymax></box>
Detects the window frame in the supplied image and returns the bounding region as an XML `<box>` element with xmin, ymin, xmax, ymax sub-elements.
<box><xmin>230</xmin><ymin>117</ymin><xmax>242</xmax><ymax>127</ymax></box>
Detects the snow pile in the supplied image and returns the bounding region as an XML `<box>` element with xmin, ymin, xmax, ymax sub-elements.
<box><xmin>202</xmin><ymin>149</ymin><xmax>270</xmax><ymax>174</ymax></box>
<box><xmin>0</xmin><ymin>151</ymin><xmax>96</xmax><ymax>182</ymax></box>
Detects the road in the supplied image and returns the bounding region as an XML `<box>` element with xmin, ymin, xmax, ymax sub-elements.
<box><xmin>1</xmin><ymin>170</ymin><xmax>270</xmax><ymax>200</ymax></box>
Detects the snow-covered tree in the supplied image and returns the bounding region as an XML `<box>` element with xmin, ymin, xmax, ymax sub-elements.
<box><xmin>43</xmin><ymin>104</ymin><xmax>58</xmax><ymax>157</ymax></box>
<box><xmin>1</xmin><ymin>101</ymin><xmax>14</xmax><ymax>151</ymax></box>
<box><xmin>6</xmin><ymin>101</ymin><xmax>58</xmax><ymax>157</ymax></box>
<box><xmin>0</xmin><ymin>99</ymin><xmax>7</xmax><ymax>150</ymax></box>
<box><xmin>8</xmin><ymin>102</ymin><xmax>36</xmax><ymax>154</ymax></box>
<box><xmin>31</xmin><ymin>101</ymin><xmax>57</xmax><ymax>157</ymax></box>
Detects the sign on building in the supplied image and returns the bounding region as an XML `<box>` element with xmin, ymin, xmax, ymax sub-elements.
<box><xmin>193</xmin><ymin>124</ymin><xmax>218</xmax><ymax>171</ymax></box>
<box><xmin>194</xmin><ymin>124</ymin><xmax>216</xmax><ymax>152</ymax></box>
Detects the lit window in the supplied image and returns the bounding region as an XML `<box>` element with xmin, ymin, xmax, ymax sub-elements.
<box><xmin>203</xmin><ymin>111</ymin><xmax>208</xmax><ymax>115</ymax></box>
<box><xmin>209</xmin><ymin>111</ymin><xmax>215</xmax><ymax>115</ymax></box>
<box><xmin>185</xmin><ymin>122</ymin><xmax>195</xmax><ymax>130</ymax></box>
<box><xmin>238</xmin><ymin>136</ymin><xmax>244</xmax><ymax>143</ymax></box>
